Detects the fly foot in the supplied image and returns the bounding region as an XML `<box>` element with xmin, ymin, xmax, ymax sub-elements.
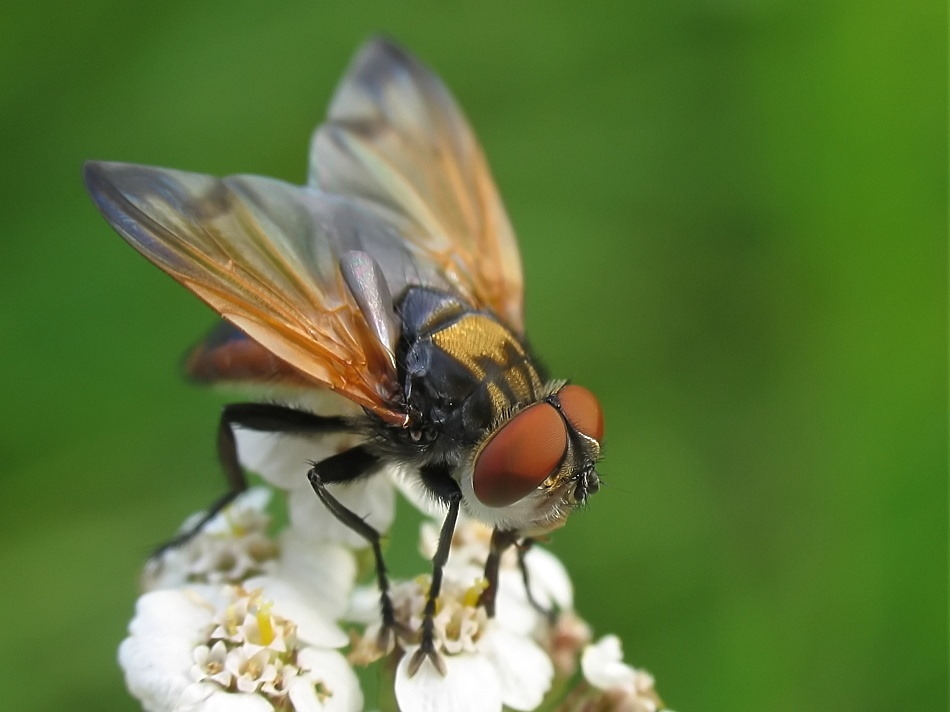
<box><xmin>407</xmin><ymin>633</ymin><xmax>446</xmax><ymax>677</ymax></box>
<box><xmin>376</xmin><ymin>619</ymin><xmax>413</xmax><ymax>654</ymax></box>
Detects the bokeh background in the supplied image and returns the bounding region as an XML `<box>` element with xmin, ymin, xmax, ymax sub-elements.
<box><xmin>0</xmin><ymin>2</ymin><xmax>945</xmax><ymax>710</ymax></box>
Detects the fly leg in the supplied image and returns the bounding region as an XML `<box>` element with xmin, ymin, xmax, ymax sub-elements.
<box><xmin>307</xmin><ymin>447</ymin><xmax>409</xmax><ymax>652</ymax></box>
<box><xmin>479</xmin><ymin>534</ymin><xmax>558</xmax><ymax>621</ymax></box>
<box><xmin>516</xmin><ymin>537</ymin><xmax>558</xmax><ymax>623</ymax></box>
<box><xmin>478</xmin><ymin>528</ymin><xmax>519</xmax><ymax>617</ymax></box>
<box><xmin>388</xmin><ymin>463</ymin><xmax>467</xmax><ymax>676</ymax></box>
<box><xmin>153</xmin><ymin>402</ymin><xmax>350</xmax><ymax>557</ymax></box>
<box><xmin>406</xmin><ymin>474</ymin><xmax>462</xmax><ymax>677</ymax></box>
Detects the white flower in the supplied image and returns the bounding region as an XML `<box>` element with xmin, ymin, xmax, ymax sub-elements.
<box><xmin>145</xmin><ymin>488</ymin><xmax>358</xmax><ymax>623</ymax></box>
<box><xmin>419</xmin><ymin>515</ymin><xmax>574</xmax><ymax>635</ymax></box>
<box><xmin>581</xmin><ymin>635</ymin><xmax>667</xmax><ymax>712</ymax></box>
<box><xmin>350</xmin><ymin>570</ymin><xmax>554</xmax><ymax>712</ymax></box>
<box><xmin>120</xmin><ymin>586</ymin><xmax>362</xmax><ymax>712</ymax></box>
<box><xmin>235</xmin><ymin>428</ymin><xmax>397</xmax><ymax>549</ymax></box>
<box><xmin>143</xmin><ymin>488</ymin><xmax>278</xmax><ymax>590</ymax></box>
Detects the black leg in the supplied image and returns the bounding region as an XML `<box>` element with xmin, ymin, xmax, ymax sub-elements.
<box><xmin>479</xmin><ymin>528</ymin><xmax>519</xmax><ymax>617</ymax></box>
<box><xmin>306</xmin><ymin>446</ymin><xmax>410</xmax><ymax>651</ymax></box>
<box><xmin>407</xmin><ymin>485</ymin><xmax>462</xmax><ymax>676</ymax></box>
<box><xmin>517</xmin><ymin>538</ymin><xmax>558</xmax><ymax>623</ymax></box>
<box><xmin>153</xmin><ymin>402</ymin><xmax>351</xmax><ymax>556</ymax></box>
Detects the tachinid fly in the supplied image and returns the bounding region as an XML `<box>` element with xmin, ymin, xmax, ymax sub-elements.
<box><xmin>85</xmin><ymin>37</ymin><xmax>604</xmax><ymax>675</ymax></box>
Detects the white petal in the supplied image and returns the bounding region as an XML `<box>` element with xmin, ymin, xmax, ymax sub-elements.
<box><xmin>268</xmin><ymin>530</ymin><xmax>356</xmax><ymax>620</ymax></box>
<box><xmin>344</xmin><ymin>585</ymin><xmax>382</xmax><ymax>624</ymax></box>
<box><xmin>523</xmin><ymin>546</ymin><xmax>573</xmax><ymax>610</ymax></box>
<box><xmin>286</xmin><ymin>474</ymin><xmax>395</xmax><ymax>548</ymax></box>
<box><xmin>296</xmin><ymin>648</ymin><xmax>363</xmax><ymax>712</ymax></box>
<box><xmin>119</xmin><ymin>590</ymin><xmax>216</xmax><ymax>712</ymax></box>
<box><xmin>482</xmin><ymin>627</ymin><xmax>553</xmax><ymax>711</ymax></box>
<box><xmin>235</xmin><ymin>674</ymin><xmax>260</xmax><ymax>694</ymax></box>
<box><xmin>287</xmin><ymin>677</ymin><xmax>322</xmax><ymax>712</ymax></box>
<box><xmin>418</xmin><ymin>520</ymin><xmax>440</xmax><ymax>560</ymax></box>
<box><xmin>235</xmin><ymin>486</ymin><xmax>273</xmax><ymax>511</ymax></box>
<box><xmin>119</xmin><ymin>636</ymin><xmax>193</xmax><ymax>712</ymax></box>
<box><xmin>177</xmin><ymin>682</ymin><xmax>217</xmax><ymax>711</ymax></box>
<box><xmin>235</xmin><ymin>428</ymin><xmax>363</xmax><ymax>490</ymax></box>
<box><xmin>127</xmin><ymin>589</ymin><xmax>213</xmax><ymax>640</ymax></box>
<box><xmin>581</xmin><ymin>635</ymin><xmax>638</xmax><ymax>691</ymax></box>
<box><xmin>493</xmin><ymin>570</ymin><xmax>544</xmax><ymax>636</ymax></box>
<box><xmin>142</xmin><ymin>548</ymin><xmax>190</xmax><ymax>592</ymax></box>
<box><xmin>242</xmin><ymin>575</ymin><xmax>348</xmax><ymax>648</ymax></box>
<box><xmin>200</xmin><ymin>487</ymin><xmax>273</xmax><ymax>536</ymax></box>
<box><xmin>235</xmin><ymin>430</ymin><xmax>306</xmax><ymax>489</ymax></box>
<box><xmin>395</xmin><ymin>648</ymin><xmax>502</xmax><ymax>712</ymax></box>
<box><xmin>431</xmin><ymin>563</ymin><xmax>483</xmax><ymax>589</ymax></box>
<box><xmin>199</xmin><ymin>690</ymin><xmax>274</xmax><ymax>712</ymax></box>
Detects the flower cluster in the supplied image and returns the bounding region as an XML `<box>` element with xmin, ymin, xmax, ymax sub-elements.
<box><xmin>119</xmin><ymin>428</ymin><xmax>672</xmax><ymax>712</ymax></box>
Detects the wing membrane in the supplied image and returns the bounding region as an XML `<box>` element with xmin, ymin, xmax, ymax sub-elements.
<box><xmin>310</xmin><ymin>38</ymin><xmax>525</xmax><ymax>333</ymax></box>
<box><xmin>85</xmin><ymin>161</ymin><xmax>407</xmax><ymax>424</ymax></box>
<box><xmin>86</xmin><ymin>39</ymin><xmax>526</xmax><ymax>422</ymax></box>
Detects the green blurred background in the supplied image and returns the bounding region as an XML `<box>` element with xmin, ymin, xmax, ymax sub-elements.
<box><xmin>0</xmin><ymin>1</ymin><xmax>945</xmax><ymax>710</ymax></box>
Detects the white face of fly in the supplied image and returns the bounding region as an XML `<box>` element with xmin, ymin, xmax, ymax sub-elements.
<box><xmin>456</xmin><ymin>459</ymin><xmax>594</xmax><ymax>536</ymax></box>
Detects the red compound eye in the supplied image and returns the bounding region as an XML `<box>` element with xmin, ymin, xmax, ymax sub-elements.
<box><xmin>473</xmin><ymin>403</ymin><xmax>567</xmax><ymax>508</ymax></box>
<box><xmin>558</xmin><ymin>384</ymin><xmax>605</xmax><ymax>441</ymax></box>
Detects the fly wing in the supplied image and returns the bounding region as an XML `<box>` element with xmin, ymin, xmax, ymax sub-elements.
<box><xmin>310</xmin><ymin>37</ymin><xmax>526</xmax><ymax>333</ymax></box>
<box><xmin>84</xmin><ymin>160</ymin><xmax>412</xmax><ymax>424</ymax></box>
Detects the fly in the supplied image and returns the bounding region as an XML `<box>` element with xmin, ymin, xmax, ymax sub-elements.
<box><xmin>85</xmin><ymin>37</ymin><xmax>604</xmax><ymax>676</ymax></box>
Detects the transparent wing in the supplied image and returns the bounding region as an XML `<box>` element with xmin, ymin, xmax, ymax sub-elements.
<box><xmin>85</xmin><ymin>160</ymin><xmax>414</xmax><ymax>424</ymax></box>
<box><xmin>310</xmin><ymin>37</ymin><xmax>525</xmax><ymax>333</ymax></box>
